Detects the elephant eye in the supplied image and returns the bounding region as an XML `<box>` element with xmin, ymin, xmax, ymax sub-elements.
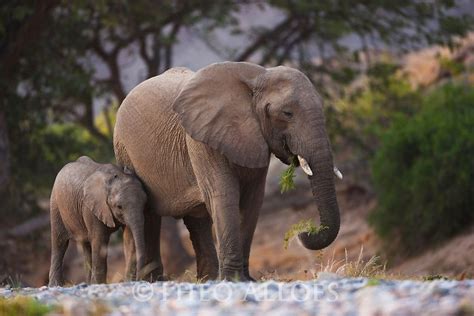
<box><xmin>282</xmin><ymin>111</ymin><xmax>293</xmax><ymax>118</ymax></box>
<box><xmin>117</xmin><ymin>205</ymin><xmax>123</xmax><ymax>209</ymax></box>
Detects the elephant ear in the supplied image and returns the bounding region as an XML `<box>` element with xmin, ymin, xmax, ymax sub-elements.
<box><xmin>172</xmin><ymin>62</ymin><xmax>270</xmax><ymax>168</ymax></box>
<box><xmin>83</xmin><ymin>171</ymin><xmax>115</xmax><ymax>228</ymax></box>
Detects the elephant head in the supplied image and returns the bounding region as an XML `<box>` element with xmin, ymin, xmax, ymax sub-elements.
<box><xmin>173</xmin><ymin>62</ymin><xmax>341</xmax><ymax>250</ymax></box>
<box><xmin>83</xmin><ymin>165</ymin><xmax>147</xmax><ymax>274</ymax></box>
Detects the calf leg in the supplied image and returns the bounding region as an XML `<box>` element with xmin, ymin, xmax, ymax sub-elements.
<box><xmin>79</xmin><ymin>241</ymin><xmax>92</xmax><ymax>283</ymax></box>
<box><xmin>48</xmin><ymin>205</ymin><xmax>70</xmax><ymax>287</ymax></box>
<box><xmin>90</xmin><ymin>234</ymin><xmax>110</xmax><ymax>284</ymax></box>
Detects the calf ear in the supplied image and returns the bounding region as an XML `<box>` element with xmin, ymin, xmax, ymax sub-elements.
<box><xmin>83</xmin><ymin>171</ymin><xmax>115</xmax><ymax>228</ymax></box>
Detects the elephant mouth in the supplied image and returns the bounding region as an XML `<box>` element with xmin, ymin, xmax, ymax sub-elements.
<box><xmin>279</xmin><ymin>137</ymin><xmax>342</xmax><ymax>179</ymax></box>
<box><xmin>276</xmin><ymin>138</ymin><xmax>301</xmax><ymax>166</ymax></box>
<box><xmin>276</xmin><ymin>139</ymin><xmax>313</xmax><ymax>176</ymax></box>
<box><xmin>281</xmin><ymin>139</ymin><xmax>313</xmax><ymax>176</ymax></box>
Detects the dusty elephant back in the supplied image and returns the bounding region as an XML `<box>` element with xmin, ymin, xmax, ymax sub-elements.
<box><xmin>114</xmin><ymin>68</ymin><xmax>203</xmax><ymax>216</ymax></box>
<box><xmin>51</xmin><ymin>160</ymin><xmax>100</xmax><ymax>239</ymax></box>
<box><xmin>52</xmin><ymin>160</ymin><xmax>98</xmax><ymax>209</ymax></box>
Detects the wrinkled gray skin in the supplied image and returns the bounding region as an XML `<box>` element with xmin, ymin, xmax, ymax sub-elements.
<box><xmin>48</xmin><ymin>156</ymin><xmax>147</xmax><ymax>286</ymax></box>
<box><xmin>114</xmin><ymin>62</ymin><xmax>340</xmax><ymax>281</ymax></box>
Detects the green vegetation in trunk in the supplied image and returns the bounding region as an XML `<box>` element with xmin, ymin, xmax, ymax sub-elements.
<box><xmin>283</xmin><ymin>219</ymin><xmax>327</xmax><ymax>249</ymax></box>
<box><xmin>279</xmin><ymin>156</ymin><xmax>298</xmax><ymax>193</ymax></box>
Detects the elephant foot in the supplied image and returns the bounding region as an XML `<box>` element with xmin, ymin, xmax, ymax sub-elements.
<box><xmin>143</xmin><ymin>273</ymin><xmax>167</xmax><ymax>282</ymax></box>
<box><xmin>219</xmin><ymin>269</ymin><xmax>253</xmax><ymax>282</ymax></box>
<box><xmin>244</xmin><ymin>274</ymin><xmax>256</xmax><ymax>282</ymax></box>
<box><xmin>48</xmin><ymin>274</ymin><xmax>64</xmax><ymax>287</ymax></box>
<box><xmin>197</xmin><ymin>273</ymin><xmax>218</xmax><ymax>282</ymax></box>
<box><xmin>48</xmin><ymin>280</ymin><xmax>63</xmax><ymax>287</ymax></box>
<box><xmin>197</xmin><ymin>266</ymin><xmax>219</xmax><ymax>282</ymax></box>
<box><xmin>243</xmin><ymin>265</ymin><xmax>256</xmax><ymax>282</ymax></box>
<box><xmin>122</xmin><ymin>275</ymin><xmax>137</xmax><ymax>283</ymax></box>
<box><xmin>139</xmin><ymin>260</ymin><xmax>165</xmax><ymax>282</ymax></box>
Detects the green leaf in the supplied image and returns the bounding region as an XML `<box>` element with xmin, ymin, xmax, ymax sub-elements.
<box><xmin>283</xmin><ymin>219</ymin><xmax>328</xmax><ymax>249</ymax></box>
<box><xmin>279</xmin><ymin>156</ymin><xmax>297</xmax><ymax>193</ymax></box>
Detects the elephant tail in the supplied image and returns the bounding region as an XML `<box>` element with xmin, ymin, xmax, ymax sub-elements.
<box><xmin>113</xmin><ymin>139</ymin><xmax>135</xmax><ymax>172</ymax></box>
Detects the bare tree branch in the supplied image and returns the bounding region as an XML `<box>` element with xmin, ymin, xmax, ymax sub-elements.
<box><xmin>90</xmin><ymin>29</ymin><xmax>126</xmax><ymax>101</ymax></box>
<box><xmin>235</xmin><ymin>16</ymin><xmax>293</xmax><ymax>61</ymax></box>
<box><xmin>258</xmin><ymin>20</ymin><xmax>301</xmax><ymax>65</ymax></box>
<box><xmin>164</xmin><ymin>20</ymin><xmax>182</xmax><ymax>71</ymax></box>
<box><xmin>150</xmin><ymin>34</ymin><xmax>162</xmax><ymax>77</ymax></box>
<box><xmin>102</xmin><ymin>106</ymin><xmax>114</xmax><ymax>138</ymax></box>
<box><xmin>138</xmin><ymin>34</ymin><xmax>152</xmax><ymax>65</ymax></box>
<box><xmin>80</xmin><ymin>101</ymin><xmax>111</xmax><ymax>144</ymax></box>
<box><xmin>0</xmin><ymin>112</ymin><xmax>10</xmax><ymax>190</ymax></box>
<box><xmin>275</xmin><ymin>29</ymin><xmax>311</xmax><ymax>65</ymax></box>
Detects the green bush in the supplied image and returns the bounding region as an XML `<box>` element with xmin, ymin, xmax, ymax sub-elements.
<box><xmin>370</xmin><ymin>84</ymin><xmax>474</xmax><ymax>253</ymax></box>
<box><xmin>2</xmin><ymin>122</ymin><xmax>114</xmax><ymax>216</ymax></box>
<box><xmin>29</xmin><ymin>123</ymin><xmax>114</xmax><ymax>188</ymax></box>
<box><xmin>332</xmin><ymin>62</ymin><xmax>421</xmax><ymax>155</ymax></box>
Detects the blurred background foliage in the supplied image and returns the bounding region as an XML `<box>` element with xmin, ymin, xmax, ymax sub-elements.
<box><xmin>371</xmin><ymin>83</ymin><xmax>474</xmax><ymax>253</ymax></box>
<box><xmin>332</xmin><ymin>62</ymin><xmax>422</xmax><ymax>156</ymax></box>
<box><xmin>0</xmin><ymin>0</ymin><xmax>473</xmax><ymax>256</ymax></box>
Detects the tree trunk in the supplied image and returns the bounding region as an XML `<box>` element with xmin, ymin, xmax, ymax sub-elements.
<box><xmin>0</xmin><ymin>111</ymin><xmax>10</xmax><ymax>200</ymax></box>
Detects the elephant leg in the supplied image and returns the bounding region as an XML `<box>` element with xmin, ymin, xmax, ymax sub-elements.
<box><xmin>143</xmin><ymin>210</ymin><xmax>164</xmax><ymax>281</ymax></box>
<box><xmin>48</xmin><ymin>206</ymin><xmax>69</xmax><ymax>287</ymax></box>
<box><xmin>208</xmin><ymin>194</ymin><xmax>244</xmax><ymax>280</ymax></box>
<box><xmin>80</xmin><ymin>241</ymin><xmax>92</xmax><ymax>283</ymax></box>
<box><xmin>240</xmin><ymin>173</ymin><xmax>267</xmax><ymax>281</ymax></box>
<box><xmin>183</xmin><ymin>213</ymin><xmax>218</xmax><ymax>281</ymax></box>
<box><xmin>123</xmin><ymin>226</ymin><xmax>137</xmax><ymax>281</ymax></box>
<box><xmin>90</xmin><ymin>234</ymin><xmax>109</xmax><ymax>284</ymax></box>
<box><xmin>48</xmin><ymin>238</ymin><xmax>69</xmax><ymax>287</ymax></box>
<box><xmin>188</xmin><ymin>140</ymin><xmax>243</xmax><ymax>280</ymax></box>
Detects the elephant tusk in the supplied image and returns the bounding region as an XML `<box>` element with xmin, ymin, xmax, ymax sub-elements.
<box><xmin>297</xmin><ymin>155</ymin><xmax>313</xmax><ymax>176</ymax></box>
<box><xmin>333</xmin><ymin>166</ymin><xmax>343</xmax><ymax>179</ymax></box>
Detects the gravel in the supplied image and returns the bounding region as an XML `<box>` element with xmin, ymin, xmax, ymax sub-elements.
<box><xmin>1</xmin><ymin>277</ymin><xmax>474</xmax><ymax>315</ymax></box>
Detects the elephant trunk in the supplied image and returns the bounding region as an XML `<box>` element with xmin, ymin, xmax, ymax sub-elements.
<box><xmin>297</xmin><ymin>142</ymin><xmax>340</xmax><ymax>250</ymax></box>
<box><xmin>128</xmin><ymin>212</ymin><xmax>146</xmax><ymax>279</ymax></box>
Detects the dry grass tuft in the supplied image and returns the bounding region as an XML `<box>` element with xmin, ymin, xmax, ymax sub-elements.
<box><xmin>314</xmin><ymin>246</ymin><xmax>389</xmax><ymax>279</ymax></box>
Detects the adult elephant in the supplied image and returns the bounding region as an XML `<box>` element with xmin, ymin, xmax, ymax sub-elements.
<box><xmin>113</xmin><ymin>62</ymin><xmax>341</xmax><ymax>281</ymax></box>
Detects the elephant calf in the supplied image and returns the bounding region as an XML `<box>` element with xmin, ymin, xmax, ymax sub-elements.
<box><xmin>48</xmin><ymin>156</ymin><xmax>147</xmax><ymax>286</ymax></box>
